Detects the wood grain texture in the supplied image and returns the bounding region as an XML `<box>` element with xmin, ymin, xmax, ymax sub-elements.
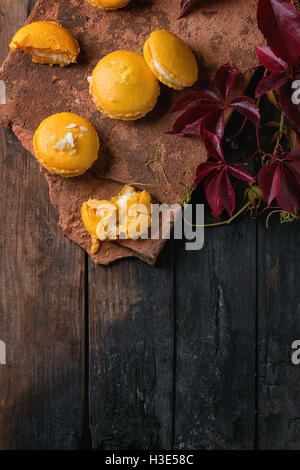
<box><xmin>88</xmin><ymin>243</ymin><xmax>174</xmax><ymax>449</ymax></box>
<box><xmin>0</xmin><ymin>0</ymin><xmax>85</xmax><ymax>450</ymax></box>
<box><xmin>257</xmin><ymin>219</ymin><xmax>300</xmax><ymax>450</ymax></box>
<box><xmin>0</xmin><ymin>0</ymin><xmax>300</xmax><ymax>452</ymax></box>
<box><xmin>173</xmin><ymin>219</ymin><xmax>256</xmax><ymax>450</ymax></box>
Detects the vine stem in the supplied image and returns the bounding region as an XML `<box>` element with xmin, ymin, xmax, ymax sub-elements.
<box><xmin>204</xmin><ymin>201</ymin><xmax>251</xmax><ymax>227</ymax></box>
<box><xmin>184</xmin><ymin>201</ymin><xmax>251</xmax><ymax>228</ymax></box>
<box><xmin>273</xmin><ymin>111</ymin><xmax>285</xmax><ymax>155</ymax></box>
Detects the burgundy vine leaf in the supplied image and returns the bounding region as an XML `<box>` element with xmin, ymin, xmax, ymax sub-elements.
<box><xmin>171</xmin><ymin>90</ymin><xmax>221</xmax><ymax>112</ymax></box>
<box><xmin>202</xmin><ymin>130</ymin><xmax>225</xmax><ymax>160</ymax></box>
<box><xmin>169</xmin><ymin>63</ymin><xmax>260</xmax><ymax>158</ymax></box>
<box><xmin>255</xmin><ymin>46</ymin><xmax>288</xmax><ymax>73</ymax></box>
<box><xmin>195</xmin><ymin>159</ymin><xmax>255</xmax><ymax>218</ymax></box>
<box><xmin>255</xmin><ymin>73</ymin><xmax>287</xmax><ymax>97</ymax></box>
<box><xmin>179</xmin><ymin>0</ymin><xmax>194</xmax><ymax>18</ymax></box>
<box><xmin>255</xmin><ymin>1</ymin><xmax>300</xmax><ymax>132</ymax></box>
<box><xmin>200</xmin><ymin>108</ymin><xmax>225</xmax><ymax>139</ymax></box>
<box><xmin>195</xmin><ymin>161</ymin><xmax>222</xmax><ymax>184</ymax></box>
<box><xmin>258</xmin><ymin>163</ymin><xmax>281</xmax><ymax>205</ymax></box>
<box><xmin>229</xmin><ymin>96</ymin><xmax>261</xmax><ymax>126</ymax></box>
<box><xmin>167</xmin><ymin>104</ymin><xmax>215</xmax><ymax>135</ymax></box>
<box><xmin>215</xmin><ymin>63</ymin><xmax>239</xmax><ymax>100</ymax></box>
<box><xmin>257</xmin><ymin>0</ymin><xmax>300</xmax><ymax>66</ymax></box>
<box><xmin>204</xmin><ymin>169</ymin><xmax>236</xmax><ymax>218</ymax></box>
<box><xmin>258</xmin><ymin>146</ymin><xmax>300</xmax><ymax>211</ymax></box>
<box><xmin>276</xmin><ymin>165</ymin><xmax>300</xmax><ymax>212</ymax></box>
<box><xmin>226</xmin><ymin>163</ymin><xmax>256</xmax><ymax>182</ymax></box>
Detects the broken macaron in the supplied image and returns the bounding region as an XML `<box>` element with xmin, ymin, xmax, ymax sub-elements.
<box><xmin>143</xmin><ymin>30</ymin><xmax>198</xmax><ymax>90</ymax></box>
<box><xmin>81</xmin><ymin>185</ymin><xmax>152</xmax><ymax>254</ymax></box>
<box><xmin>33</xmin><ymin>113</ymin><xmax>99</xmax><ymax>177</ymax></box>
<box><xmin>89</xmin><ymin>50</ymin><xmax>160</xmax><ymax>120</ymax></box>
<box><xmin>85</xmin><ymin>0</ymin><xmax>131</xmax><ymax>10</ymax></box>
<box><xmin>9</xmin><ymin>21</ymin><xmax>80</xmax><ymax>67</ymax></box>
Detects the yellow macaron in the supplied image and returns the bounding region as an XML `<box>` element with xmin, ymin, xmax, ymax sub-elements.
<box><xmin>82</xmin><ymin>185</ymin><xmax>152</xmax><ymax>253</ymax></box>
<box><xmin>9</xmin><ymin>21</ymin><xmax>80</xmax><ymax>67</ymax></box>
<box><xmin>143</xmin><ymin>30</ymin><xmax>198</xmax><ymax>90</ymax></box>
<box><xmin>85</xmin><ymin>0</ymin><xmax>130</xmax><ymax>10</ymax></box>
<box><xmin>89</xmin><ymin>51</ymin><xmax>160</xmax><ymax>120</ymax></box>
<box><xmin>33</xmin><ymin>113</ymin><xmax>99</xmax><ymax>177</ymax></box>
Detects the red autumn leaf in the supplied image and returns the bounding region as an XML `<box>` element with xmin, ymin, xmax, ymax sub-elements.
<box><xmin>195</xmin><ymin>161</ymin><xmax>222</xmax><ymax>185</ymax></box>
<box><xmin>199</xmin><ymin>109</ymin><xmax>226</xmax><ymax>159</ymax></box>
<box><xmin>202</xmin><ymin>130</ymin><xmax>224</xmax><ymax>160</ymax></box>
<box><xmin>229</xmin><ymin>96</ymin><xmax>261</xmax><ymax>126</ymax></box>
<box><xmin>255</xmin><ymin>45</ymin><xmax>290</xmax><ymax>97</ymax></box>
<box><xmin>276</xmin><ymin>165</ymin><xmax>300</xmax><ymax>212</ymax></box>
<box><xmin>255</xmin><ymin>72</ymin><xmax>287</xmax><ymax>97</ymax></box>
<box><xmin>226</xmin><ymin>163</ymin><xmax>257</xmax><ymax>182</ymax></box>
<box><xmin>258</xmin><ymin>163</ymin><xmax>281</xmax><ymax>205</ymax></box>
<box><xmin>257</xmin><ymin>0</ymin><xmax>300</xmax><ymax>67</ymax></box>
<box><xmin>179</xmin><ymin>0</ymin><xmax>195</xmax><ymax>18</ymax></box>
<box><xmin>200</xmin><ymin>108</ymin><xmax>224</xmax><ymax>139</ymax></box>
<box><xmin>167</xmin><ymin>104</ymin><xmax>215</xmax><ymax>135</ymax></box>
<box><xmin>171</xmin><ymin>90</ymin><xmax>221</xmax><ymax>112</ymax></box>
<box><xmin>195</xmin><ymin>158</ymin><xmax>255</xmax><ymax>218</ymax></box>
<box><xmin>255</xmin><ymin>46</ymin><xmax>288</xmax><ymax>73</ymax></box>
<box><xmin>256</xmin><ymin>1</ymin><xmax>300</xmax><ymax>128</ymax></box>
<box><xmin>258</xmin><ymin>146</ymin><xmax>300</xmax><ymax>212</ymax></box>
<box><xmin>204</xmin><ymin>168</ymin><xmax>236</xmax><ymax>218</ymax></box>
<box><xmin>215</xmin><ymin>62</ymin><xmax>239</xmax><ymax>100</ymax></box>
<box><xmin>169</xmin><ymin>63</ymin><xmax>260</xmax><ymax>157</ymax></box>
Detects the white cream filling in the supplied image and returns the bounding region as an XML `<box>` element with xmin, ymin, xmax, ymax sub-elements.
<box><xmin>153</xmin><ymin>58</ymin><xmax>181</xmax><ymax>87</ymax></box>
<box><xmin>32</xmin><ymin>49</ymin><xmax>71</xmax><ymax>64</ymax></box>
<box><xmin>117</xmin><ymin>189</ymin><xmax>136</xmax><ymax>213</ymax></box>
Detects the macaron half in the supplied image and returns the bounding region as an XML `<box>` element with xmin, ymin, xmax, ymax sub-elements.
<box><xmin>33</xmin><ymin>113</ymin><xmax>99</xmax><ymax>177</ymax></box>
<box><xmin>81</xmin><ymin>185</ymin><xmax>152</xmax><ymax>254</ymax></box>
<box><xmin>85</xmin><ymin>0</ymin><xmax>130</xmax><ymax>10</ymax></box>
<box><xmin>10</xmin><ymin>21</ymin><xmax>80</xmax><ymax>67</ymax></box>
<box><xmin>89</xmin><ymin>51</ymin><xmax>160</xmax><ymax>120</ymax></box>
<box><xmin>143</xmin><ymin>30</ymin><xmax>198</xmax><ymax>90</ymax></box>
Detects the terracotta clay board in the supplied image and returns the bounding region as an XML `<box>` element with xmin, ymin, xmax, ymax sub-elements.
<box><xmin>0</xmin><ymin>0</ymin><xmax>262</xmax><ymax>265</ymax></box>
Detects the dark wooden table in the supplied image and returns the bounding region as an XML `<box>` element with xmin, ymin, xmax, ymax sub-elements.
<box><xmin>0</xmin><ymin>0</ymin><xmax>299</xmax><ymax>451</ymax></box>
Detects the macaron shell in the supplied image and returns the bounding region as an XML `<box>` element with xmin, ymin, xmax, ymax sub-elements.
<box><xmin>33</xmin><ymin>113</ymin><xmax>99</xmax><ymax>176</ymax></box>
<box><xmin>90</xmin><ymin>51</ymin><xmax>160</xmax><ymax>120</ymax></box>
<box><xmin>143</xmin><ymin>39</ymin><xmax>183</xmax><ymax>91</ymax></box>
<box><xmin>86</xmin><ymin>0</ymin><xmax>130</xmax><ymax>10</ymax></box>
<box><xmin>146</xmin><ymin>30</ymin><xmax>198</xmax><ymax>89</ymax></box>
<box><xmin>10</xmin><ymin>21</ymin><xmax>80</xmax><ymax>64</ymax></box>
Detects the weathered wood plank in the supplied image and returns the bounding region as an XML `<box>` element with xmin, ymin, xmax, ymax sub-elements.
<box><xmin>0</xmin><ymin>0</ymin><xmax>85</xmax><ymax>449</ymax></box>
<box><xmin>88</xmin><ymin>244</ymin><xmax>174</xmax><ymax>450</ymax></box>
<box><xmin>172</xmin><ymin>111</ymin><xmax>258</xmax><ymax>451</ymax></box>
<box><xmin>257</xmin><ymin>219</ymin><xmax>300</xmax><ymax>450</ymax></box>
<box><xmin>173</xmin><ymin>218</ymin><xmax>256</xmax><ymax>450</ymax></box>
